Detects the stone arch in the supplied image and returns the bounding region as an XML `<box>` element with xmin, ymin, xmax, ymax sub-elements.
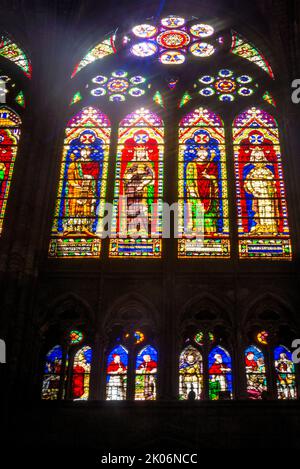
<box><xmin>103</xmin><ymin>291</ymin><xmax>159</xmax><ymax>333</ymax></box>
<box><xmin>38</xmin><ymin>292</ymin><xmax>95</xmax><ymax>334</ymax></box>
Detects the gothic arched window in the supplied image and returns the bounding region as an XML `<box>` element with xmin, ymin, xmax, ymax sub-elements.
<box><xmin>109</xmin><ymin>109</ymin><xmax>164</xmax><ymax>258</ymax></box>
<box><xmin>72</xmin><ymin>345</ymin><xmax>92</xmax><ymax>400</ymax></box>
<box><xmin>41</xmin><ymin>345</ymin><xmax>64</xmax><ymax>400</ymax></box>
<box><xmin>233</xmin><ymin>107</ymin><xmax>291</xmax><ymax>259</ymax></box>
<box><xmin>178</xmin><ymin>107</ymin><xmax>229</xmax><ymax>258</ymax></box>
<box><xmin>49</xmin><ymin>106</ymin><xmax>111</xmax><ymax>258</ymax></box>
<box><xmin>64</xmin><ymin>15</ymin><xmax>291</xmax><ymax>261</ymax></box>
<box><xmin>179</xmin><ymin>345</ymin><xmax>203</xmax><ymax>399</ymax></box>
<box><xmin>244</xmin><ymin>345</ymin><xmax>267</xmax><ymax>399</ymax></box>
<box><xmin>41</xmin><ymin>329</ymin><xmax>90</xmax><ymax>401</ymax></box>
<box><xmin>106</xmin><ymin>345</ymin><xmax>128</xmax><ymax>400</ymax></box>
<box><xmin>135</xmin><ymin>345</ymin><xmax>158</xmax><ymax>400</ymax></box>
<box><xmin>274</xmin><ymin>345</ymin><xmax>297</xmax><ymax>400</ymax></box>
<box><xmin>0</xmin><ymin>107</ymin><xmax>21</xmax><ymax>234</ymax></box>
<box><xmin>208</xmin><ymin>346</ymin><xmax>232</xmax><ymax>400</ymax></box>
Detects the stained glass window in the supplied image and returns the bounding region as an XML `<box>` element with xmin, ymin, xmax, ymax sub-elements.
<box><xmin>130</xmin><ymin>17</ymin><xmax>216</xmax><ymax>64</ymax></box>
<box><xmin>0</xmin><ymin>107</ymin><xmax>21</xmax><ymax>234</ymax></box>
<box><xmin>71</xmin><ymin>34</ymin><xmax>116</xmax><ymax>78</ymax></box>
<box><xmin>274</xmin><ymin>345</ymin><xmax>297</xmax><ymax>400</ymax></box>
<box><xmin>70</xmin><ymin>91</ymin><xmax>83</xmax><ymax>106</ymax></box>
<box><xmin>91</xmin><ymin>70</ymin><xmax>147</xmax><ymax>102</ymax></box>
<box><xmin>197</xmin><ymin>69</ymin><xmax>257</xmax><ymax>102</ymax></box>
<box><xmin>153</xmin><ymin>91</ymin><xmax>164</xmax><ymax>108</ymax></box>
<box><xmin>257</xmin><ymin>330</ymin><xmax>268</xmax><ymax>345</ymax></box>
<box><xmin>208</xmin><ymin>346</ymin><xmax>232</xmax><ymax>400</ymax></box>
<box><xmin>245</xmin><ymin>345</ymin><xmax>267</xmax><ymax>399</ymax></box>
<box><xmin>109</xmin><ymin>108</ymin><xmax>164</xmax><ymax>257</ymax></box>
<box><xmin>72</xmin><ymin>346</ymin><xmax>92</xmax><ymax>400</ymax></box>
<box><xmin>178</xmin><ymin>107</ymin><xmax>230</xmax><ymax>257</ymax></box>
<box><xmin>0</xmin><ymin>35</ymin><xmax>32</xmax><ymax>78</ymax></box>
<box><xmin>69</xmin><ymin>330</ymin><xmax>83</xmax><ymax>345</ymax></box>
<box><xmin>179</xmin><ymin>345</ymin><xmax>203</xmax><ymax>400</ymax></box>
<box><xmin>230</xmin><ymin>31</ymin><xmax>274</xmax><ymax>79</ymax></box>
<box><xmin>15</xmin><ymin>91</ymin><xmax>25</xmax><ymax>108</ymax></box>
<box><xmin>49</xmin><ymin>107</ymin><xmax>111</xmax><ymax>258</ymax></box>
<box><xmin>194</xmin><ymin>331</ymin><xmax>214</xmax><ymax>345</ymax></box>
<box><xmin>263</xmin><ymin>91</ymin><xmax>276</xmax><ymax>107</ymax></box>
<box><xmin>106</xmin><ymin>345</ymin><xmax>128</xmax><ymax>400</ymax></box>
<box><xmin>135</xmin><ymin>345</ymin><xmax>158</xmax><ymax>400</ymax></box>
<box><xmin>233</xmin><ymin>107</ymin><xmax>291</xmax><ymax>259</ymax></box>
<box><xmin>179</xmin><ymin>91</ymin><xmax>192</xmax><ymax>108</ymax></box>
<box><xmin>124</xmin><ymin>330</ymin><xmax>145</xmax><ymax>345</ymax></box>
<box><xmin>41</xmin><ymin>345</ymin><xmax>63</xmax><ymax>400</ymax></box>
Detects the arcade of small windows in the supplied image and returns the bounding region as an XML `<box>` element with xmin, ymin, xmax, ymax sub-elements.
<box><xmin>41</xmin><ymin>328</ymin><xmax>298</xmax><ymax>401</ymax></box>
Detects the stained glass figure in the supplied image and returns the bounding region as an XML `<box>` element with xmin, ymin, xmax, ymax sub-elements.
<box><xmin>109</xmin><ymin>108</ymin><xmax>164</xmax><ymax>257</ymax></box>
<box><xmin>274</xmin><ymin>346</ymin><xmax>297</xmax><ymax>400</ymax></box>
<box><xmin>71</xmin><ymin>34</ymin><xmax>116</xmax><ymax>78</ymax></box>
<box><xmin>198</xmin><ymin>70</ymin><xmax>256</xmax><ymax>102</ymax></box>
<box><xmin>208</xmin><ymin>346</ymin><xmax>232</xmax><ymax>400</ymax></box>
<box><xmin>0</xmin><ymin>35</ymin><xmax>32</xmax><ymax>78</ymax></box>
<box><xmin>233</xmin><ymin>107</ymin><xmax>291</xmax><ymax>259</ymax></box>
<box><xmin>179</xmin><ymin>346</ymin><xmax>203</xmax><ymax>400</ymax></box>
<box><xmin>106</xmin><ymin>345</ymin><xmax>128</xmax><ymax>400</ymax></box>
<box><xmin>245</xmin><ymin>345</ymin><xmax>267</xmax><ymax>399</ymax></box>
<box><xmin>135</xmin><ymin>345</ymin><xmax>158</xmax><ymax>400</ymax></box>
<box><xmin>49</xmin><ymin>107</ymin><xmax>111</xmax><ymax>258</ymax></box>
<box><xmin>72</xmin><ymin>346</ymin><xmax>92</xmax><ymax>400</ymax></box>
<box><xmin>0</xmin><ymin>107</ymin><xmax>21</xmax><ymax>234</ymax></box>
<box><xmin>41</xmin><ymin>345</ymin><xmax>63</xmax><ymax>400</ymax></box>
<box><xmin>231</xmin><ymin>31</ymin><xmax>274</xmax><ymax>79</ymax></box>
<box><xmin>178</xmin><ymin>107</ymin><xmax>230</xmax><ymax>257</ymax></box>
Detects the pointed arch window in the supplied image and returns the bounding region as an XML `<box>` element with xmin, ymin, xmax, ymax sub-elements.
<box><xmin>72</xmin><ymin>346</ymin><xmax>92</xmax><ymax>400</ymax></box>
<box><xmin>109</xmin><ymin>108</ymin><xmax>164</xmax><ymax>258</ymax></box>
<box><xmin>208</xmin><ymin>346</ymin><xmax>233</xmax><ymax>400</ymax></box>
<box><xmin>41</xmin><ymin>330</ymin><xmax>91</xmax><ymax>401</ymax></box>
<box><xmin>0</xmin><ymin>107</ymin><xmax>21</xmax><ymax>234</ymax></box>
<box><xmin>244</xmin><ymin>345</ymin><xmax>268</xmax><ymax>399</ymax></box>
<box><xmin>178</xmin><ymin>107</ymin><xmax>230</xmax><ymax>257</ymax></box>
<box><xmin>135</xmin><ymin>345</ymin><xmax>158</xmax><ymax>400</ymax></box>
<box><xmin>106</xmin><ymin>345</ymin><xmax>128</xmax><ymax>400</ymax></box>
<box><xmin>179</xmin><ymin>345</ymin><xmax>203</xmax><ymax>400</ymax></box>
<box><xmin>41</xmin><ymin>345</ymin><xmax>64</xmax><ymax>400</ymax></box>
<box><xmin>49</xmin><ymin>106</ymin><xmax>111</xmax><ymax>258</ymax></box>
<box><xmin>233</xmin><ymin>107</ymin><xmax>291</xmax><ymax>259</ymax></box>
<box><xmin>274</xmin><ymin>345</ymin><xmax>297</xmax><ymax>400</ymax></box>
<box><xmin>179</xmin><ymin>332</ymin><xmax>232</xmax><ymax>400</ymax></box>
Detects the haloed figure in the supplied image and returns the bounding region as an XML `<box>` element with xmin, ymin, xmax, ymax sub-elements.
<box><xmin>179</xmin><ymin>349</ymin><xmax>203</xmax><ymax>400</ymax></box>
<box><xmin>185</xmin><ymin>130</ymin><xmax>220</xmax><ymax>236</ymax></box>
<box><xmin>123</xmin><ymin>141</ymin><xmax>155</xmax><ymax>237</ymax></box>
